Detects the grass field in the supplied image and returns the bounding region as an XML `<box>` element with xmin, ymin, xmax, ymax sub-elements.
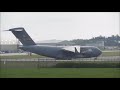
<box><xmin>0</xmin><ymin>68</ymin><xmax>120</xmax><ymax>78</ymax></box>
<box><xmin>0</xmin><ymin>51</ymin><xmax>120</xmax><ymax>78</ymax></box>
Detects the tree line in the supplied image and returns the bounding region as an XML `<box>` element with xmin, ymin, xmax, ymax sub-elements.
<box><xmin>61</xmin><ymin>35</ymin><xmax>120</xmax><ymax>46</ymax></box>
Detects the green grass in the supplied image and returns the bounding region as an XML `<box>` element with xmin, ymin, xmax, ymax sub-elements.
<box><xmin>0</xmin><ymin>68</ymin><xmax>120</xmax><ymax>78</ymax></box>
<box><xmin>54</xmin><ymin>62</ymin><xmax>120</xmax><ymax>68</ymax></box>
<box><xmin>1</xmin><ymin>61</ymin><xmax>120</xmax><ymax>69</ymax></box>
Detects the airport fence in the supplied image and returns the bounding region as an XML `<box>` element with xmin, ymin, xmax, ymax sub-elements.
<box><xmin>1</xmin><ymin>56</ymin><xmax>120</xmax><ymax>62</ymax></box>
<box><xmin>0</xmin><ymin>56</ymin><xmax>120</xmax><ymax>68</ymax></box>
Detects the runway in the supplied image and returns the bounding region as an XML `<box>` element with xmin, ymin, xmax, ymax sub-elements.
<box><xmin>1</xmin><ymin>56</ymin><xmax>120</xmax><ymax>62</ymax></box>
<box><xmin>0</xmin><ymin>53</ymin><xmax>31</xmax><ymax>56</ymax></box>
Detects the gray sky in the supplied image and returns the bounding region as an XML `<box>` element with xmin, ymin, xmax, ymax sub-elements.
<box><xmin>0</xmin><ymin>12</ymin><xmax>119</xmax><ymax>42</ymax></box>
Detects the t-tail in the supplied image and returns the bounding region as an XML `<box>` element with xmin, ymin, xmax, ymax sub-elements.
<box><xmin>8</xmin><ymin>27</ymin><xmax>36</xmax><ymax>46</ymax></box>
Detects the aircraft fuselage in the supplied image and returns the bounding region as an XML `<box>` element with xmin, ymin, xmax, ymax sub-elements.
<box><xmin>20</xmin><ymin>45</ymin><xmax>102</xmax><ymax>60</ymax></box>
<box><xmin>7</xmin><ymin>27</ymin><xmax>102</xmax><ymax>60</ymax></box>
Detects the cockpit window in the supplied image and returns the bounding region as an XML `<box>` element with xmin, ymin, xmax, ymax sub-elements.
<box><xmin>80</xmin><ymin>47</ymin><xmax>88</xmax><ymax>52</ymax></box>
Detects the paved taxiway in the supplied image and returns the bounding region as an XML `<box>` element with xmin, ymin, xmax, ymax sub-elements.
<box><xmin>0</xmin><ymin>53</ymin><xmax>30</xmax><ymax>56</ymax></box>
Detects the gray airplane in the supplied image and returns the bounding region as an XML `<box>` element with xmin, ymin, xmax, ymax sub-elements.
<box><xmin>7</xmin><ymin>27</ymin><xmax>102</xmax><ymax>60</ymax></box>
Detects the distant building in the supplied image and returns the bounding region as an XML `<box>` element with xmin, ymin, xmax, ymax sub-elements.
<box><xmin>0</xmin><ymin>40</ymin><xmax>20</xmax><ymax>53</ymax></box>
<box><xmin>0</xmin><ymin>44</ymin><xmax>18</xmax><ymax>53</ymax></box>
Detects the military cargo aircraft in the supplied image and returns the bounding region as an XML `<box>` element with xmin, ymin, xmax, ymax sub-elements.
<box><xmin>6</xmin><ymin>27</ymin><xmax>102</xmax><ymax>60</ymax></box>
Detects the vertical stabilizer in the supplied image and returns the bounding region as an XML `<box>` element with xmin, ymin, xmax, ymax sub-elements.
<box><xmin>9</xmin><ymin>27</ymin><xmax>36</xmax><ymax>46</ymax></box>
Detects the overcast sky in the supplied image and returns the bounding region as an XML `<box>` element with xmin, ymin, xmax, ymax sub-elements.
<box><xmin>0</xmin><ymin>12</ymin><xmax>119</xmax><ymax>42</ymax></box>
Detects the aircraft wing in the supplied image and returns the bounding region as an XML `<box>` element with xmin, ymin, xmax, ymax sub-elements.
<box><xmin>62</xmin><ymin>46</ymin><xmax>80</xmax><ymax>53</ymax></box>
